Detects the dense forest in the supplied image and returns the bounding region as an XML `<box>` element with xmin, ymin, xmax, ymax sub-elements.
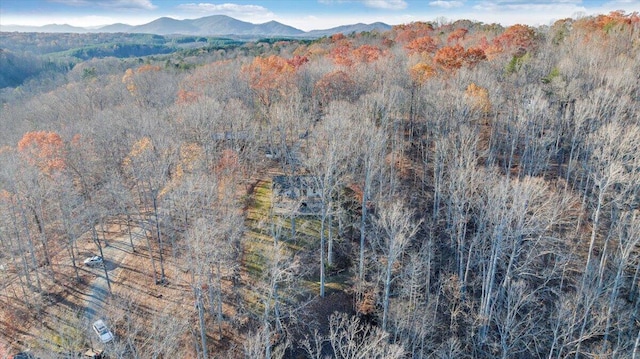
<box><xmin>0</xmin><ymin>11</ymin><xmax>639</xmax><ymax>359</ymax></box>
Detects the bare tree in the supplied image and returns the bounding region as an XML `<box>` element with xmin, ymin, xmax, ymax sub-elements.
<box><xmin>373</xmin><ymin>199</ymin><xmax>421</xmax><ymax>332</ymax></box>
<box><xmin>328</xmin><ymin>312</ymin><xmax>405</xmax><ymax>359</ymax></box>
<box><xmin>353</xmin><ymin>114</ymin><xmax>387</xmax><ymax>282</ymax></box>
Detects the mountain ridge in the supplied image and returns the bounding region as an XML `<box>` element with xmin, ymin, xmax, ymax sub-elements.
<box><xmin>0</xmin><ymin>14</ymin><xmax>391</xmax><ymax>38</ymax></box>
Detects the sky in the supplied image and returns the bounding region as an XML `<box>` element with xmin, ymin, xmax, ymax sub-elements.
<box><xmin>1</xmin><ymin>0</ymin><xmax>639</xmax><ymax>31</ymax></box>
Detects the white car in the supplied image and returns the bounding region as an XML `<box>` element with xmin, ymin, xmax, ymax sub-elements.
<box><xmin>92</xmin><ymin>319</ymin><xmax>114</xmax><ymax>343</ymax></box>
<box><xmin>83</xmin><ymin>256</ymin><xmax>103</xmax><ymax>267</ymax></box>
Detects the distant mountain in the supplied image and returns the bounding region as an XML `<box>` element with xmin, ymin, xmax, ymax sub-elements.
<box><xmin>1</xmin><ymin>23</ymin><xmax>87</xmax><ymax>33</ymax></box>
<box><xmin>305</xmin><ymin>22</ymin><xmax>392</xmax><ymax>38</ymax></box>
<box><xmin>132</xmin><ymin>17</ymin><xmax>200</xmax><ymax>35</ymax></box>
<box><xmin>1</xmin><ymin>15</ymin><xmax>389</xmax><ymax>39</ymax></box>
<box><xmin>97</xmin><ymin>23</ymin><xmax>134</xmax><ymax>33</ymax></box>
<box><xmin>182</xmin><ymin>15</ymin><xmax>304</xmax><ymax>36</ymax></box>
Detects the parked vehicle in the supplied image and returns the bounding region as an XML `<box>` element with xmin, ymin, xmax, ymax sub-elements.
<box><xmin>92</xmin><ymin>319</ymin><xmax>114</xmax><ymax>343</ymax></box>
<box><xmin>83</xmin><ymin>256</ymin><xmax>103</xmax><ymax>267</ymax></box>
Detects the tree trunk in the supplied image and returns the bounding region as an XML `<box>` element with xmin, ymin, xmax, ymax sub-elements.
<box><xmin>140</xmin><ymin>219</ymin><xmax>158</xmax><ymax>285</ymax></box>
<box><xmin>35</xmin><ymin>201</ymin><xmax>52</xmax><ymax>272</ymax></box>
<box><xmin>153</xmin><ymin>195</ymin><xmax>166</xmax><ymax>284</ymax></box>
<box><xmin>196</xmin><ymin>288</ymin><xmax>209</xmax><ymax>359</ymax></box>
<box><xmin>17</xmin><ymin>203</ymin><xmax>42</xmax><ymax>292</ymax></box>
<box><xmin>127</xmin><ymin>214</ymin><xmax>136</xmax><ymax>252</ymax></box>
<box><xmin>479</xmin><ymin>222</ymin><xmax>504</xmax><ymax>343</ymax></box>
<box><xmin>328</xmin><ymin>210</ymin><xmax>334</xmax><ymax>267</ymax></box>
<box><xmin>92</xmin><ymin>225</ymin><xmax>111</xmax><ymax>294</ymax></box>
<box><xmin>320</xmin><ymin>203</ymin><xmax>326</xmax><ymax>298</ymax></box>
<box><xmin>575</xmin><ymin>186</ymin><xmax>605</xmax><ymax>358</ymax></box>
<box><xmin>633</xmin><ymin>328</ymin><xmax>640</xmax><ymax>359</ymax></box>
<box><xmin>382</xmin><ymin>247</ymin><xmax>394</xmax><ymax>332</ymax></box>
<box><xmin>216</xmin><ymin>260</ymin><xmax>223</xmax><ymax>337</ymax></box>
<box><xmin>359</xmin><ymin>169</ymin><xmax>370</xmax><ymax>282</ymax></box>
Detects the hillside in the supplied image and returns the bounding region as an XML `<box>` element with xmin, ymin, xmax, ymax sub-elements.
<box><xmin>0</xmin><ymin>11</ymin><xmax>639</xmax><ymax>359</ymax></box>
<box><xmin>0</xmin><ymin>49</ymin><xmax>47</xmax><ymax>88</ymax></box>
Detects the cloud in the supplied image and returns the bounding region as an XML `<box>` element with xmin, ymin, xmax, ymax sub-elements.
<box><xmin>49</xmin><ymin>0</ymin><xmax>157</xmax><ymax>10</ymax></box>
<box><xmin>473</xmin><ymin>0</ymin><xmax>586</xmax><ymax>10</ymax></box>
<box><xmin>472</xmin><ymin>0</ymin><xmax>585</xmax><ymax>12</ymax></box>
<box><xmin>48</xmin><ymin>0</ymin><xmax>89</xmax><ymax>5</ymax></box>
<box><xmin>362</xmin><ymin>0</ymin><xmax>408</xmax><ymax>9</ymax></box>
<box><xmin>318</xmin><ymin>0</ymin><xmax>408</xmax><ymax>10</ymax></box>
<box><xmin>468</xmin><ymin>1</ymin><xmax>596</xmax><ymax>26</ymax></box>
<box><xmin>103</xmin><ymin>0</ymin><xmax>156</xmax><ymax>9</ymax></box>
<box><xmin>176</xmin><ymin>3</ymin><xmax>272</xmax><ymax>17</ymax></box>
<box><xmin>429</xmin><ymin>1</ymin><xmax>464</xmax><ymax>9</ymax></box>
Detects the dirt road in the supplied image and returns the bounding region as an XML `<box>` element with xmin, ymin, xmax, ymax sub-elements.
<box><xmin>83</xmin><ymin>227</ymin><xmax>146</xmax><ymax>323</ymax></box>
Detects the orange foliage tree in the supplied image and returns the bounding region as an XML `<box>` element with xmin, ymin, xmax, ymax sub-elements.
<box><xmin>434</xmin><ymin>45</ymin><xmax>466</xmax><ymax>70</ymax></box>
<box><xmin>464</xmin><ymin>47</ymin><xmax>487</xmax><ymax>67</ymax></box>
<box><xmin>122</xmin><ymin>64</ymin><xmax>162</xmax><ymax>96</ymax></box>
<box><xmin>287</xmin><ymin>54</ymin><xmax>309</xmax><ymax>68</ymax></box>
<box><xmin>352</xmin><ymin>44</ymin><xmax>383</xmax><ymax>63</ymax></box>
<box><xmin>330</xmin><ymin>33</ymin><xmax>347</xmax><ymax>42</ymax></box>
<box><xmin>494</xmin><ymin>24</ymin><xmax>537</xmax><ymax>53</ymax></box>
<box><xmin>314</xmin><ymin>70</ymin><xmax>358</xmax><ymax>106</ymax></box>
<box><xmin>17</xmin><ymin>131</ymin><xmax>66</xmax><ymax>174</ymax></box>
<box><xmin>330</xmin><ymin>43</ymin><xmax>385</xmax><ymax>66</ymax></box>
<box><xmin>596</xmin><ymin>10</ymin><xmax>640</xmax><ymax>29</ymax></box>
<box><xmin>176</xmin><ymin>89</ymin><xmax>200</xmax><ymax>105</ymax></box>
<box><xmin>465</xmin><ymin>83</ymin><xmax>492</xmax><ymax>114</ymax></box>
<box><xmin>393</xmin><ymin>21</ymin><xmax>434</xmax><ymax>43</ymax></box>
<box><xmin>410</xmin><ymin>63</ymin><xmax>436</xmax><ymax>84</ymax></box>
<box><xmin>447</xmin><ymin>28</ymin><xmax>469</xmax><ymax>44</ymax></box>
<box><xmin>571</xmin><ymin>11</ymin><xmax>640</xmax><ymax>42</ymax></box>
<box><xmin>330</xmin><ymin>43</ymin><xmax>354</xmax><ymax>66</ymax></box>
<box><xmin>405</xmin><ymin>36</ymin><xmax>437</xmax><ymax>55</ymax></box>
<box><xmin>242</xmin><ymin>55</ymin><xmax>303</xmax><ymax>106</ymax></box>
<box><xmin>434</xmin><ymin>45</ymin><xmax>487</xmax><ymax>71</ymax></box>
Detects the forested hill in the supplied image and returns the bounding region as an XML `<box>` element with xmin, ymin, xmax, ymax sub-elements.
<box><xmin>0</xmin><ymin>32</ymin><xmax>245</xmax><ymax>90</ymax></box>
<box><xmin>0</xmin><ymin>11</ymin><xmax>639</xmax><ymax>359</ymax></box>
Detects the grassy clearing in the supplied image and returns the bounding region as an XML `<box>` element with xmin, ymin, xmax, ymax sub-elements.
<box><xmin>242</xmin><ymin>178</ymin><xmax>352</xmax><ymax>312</ymax></box>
